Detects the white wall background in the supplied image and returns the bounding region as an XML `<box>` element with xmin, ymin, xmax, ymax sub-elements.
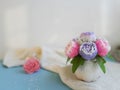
<box><xmin>0</xmin><ymin>0</ymin><xmax>120</xmax><ymax>57</ymax></box>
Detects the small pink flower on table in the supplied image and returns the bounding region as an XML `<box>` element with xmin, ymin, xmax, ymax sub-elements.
<box><xmin>23</xmin><ymin>57</ymin><xmax>40</xmax><ymax>74</ymax></box>
<box><xmin>65</xmin><ymin>40</ymin><xmax>79</xmax><ymax>58</ymax></box>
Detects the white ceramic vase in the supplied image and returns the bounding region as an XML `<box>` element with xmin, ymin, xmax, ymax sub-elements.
<box><xmin>75</xmin><ymin>60</ymin><xmax>103</xmax><ymax>82</ymax></box>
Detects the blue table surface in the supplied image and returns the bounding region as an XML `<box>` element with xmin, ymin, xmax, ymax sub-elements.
<box><xmin>0</xmin><ymin>61</ymin><xmax>71</xmax><ymax>90</ymax></box>
<box><xmin>0</xmin><ymin>58</ymin><xmax>114</xmax><ymax>90</ymax></box>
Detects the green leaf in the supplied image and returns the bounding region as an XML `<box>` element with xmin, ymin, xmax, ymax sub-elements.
<box><xmin>106</xmin><ymin>53</ymin><xmax>115</xmax><ymax>61</ymax></box>
<box><xmin>71</xmin><ymin>55</ymin><xmax>85</xmax><ymax>73</ymax></box>
<box><xmin>66</xmin><ymin>57</ymin><xmax>71</xmax><ymax>64</ymax></box>
<box><xmin>96</xmin><ymin>56</ymin><xmax>106</xmax><ymax>73</ymax></box>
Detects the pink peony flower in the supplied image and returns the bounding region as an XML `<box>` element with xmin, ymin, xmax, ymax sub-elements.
<box><xmin>95</xmin><ymin>39</ymin><xmax>111</xmax><ymax>56</ymax></box>
<box><xmin>103</xmin><ymin>39</ymin><xmax>111</xmax><ymax>52</ymax></box>
<box><xmin>23</xmin><ymin>57</ymin><xmax>40</xmax><ymax>74</ymax></box>
<box><xmin>65</xmin><ymin>40</ymin><xmax>80</xmax><ymax>58</ymax></box>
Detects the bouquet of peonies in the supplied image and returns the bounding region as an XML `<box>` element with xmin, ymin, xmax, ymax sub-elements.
<box><xmin>65</xmin><ymin>32</ymin><xmax>113</xmax><ymax>73</ymax></box>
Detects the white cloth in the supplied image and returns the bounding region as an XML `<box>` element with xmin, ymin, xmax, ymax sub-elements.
<box><xmin>3</xmin><ymin>47</ymin><xmax>120</xmax><ymax>90</ymax></box>
<box><xmin>3</xmin><ymin>50</ymin><xmax>25</xmax><ymax>67</ymax></box>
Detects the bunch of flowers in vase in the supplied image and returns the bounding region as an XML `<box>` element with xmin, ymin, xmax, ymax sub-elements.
<box><xmin>65</xmin><ymin>32</ymin><xmax>113</xmax><ymax>82</ymax></box>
